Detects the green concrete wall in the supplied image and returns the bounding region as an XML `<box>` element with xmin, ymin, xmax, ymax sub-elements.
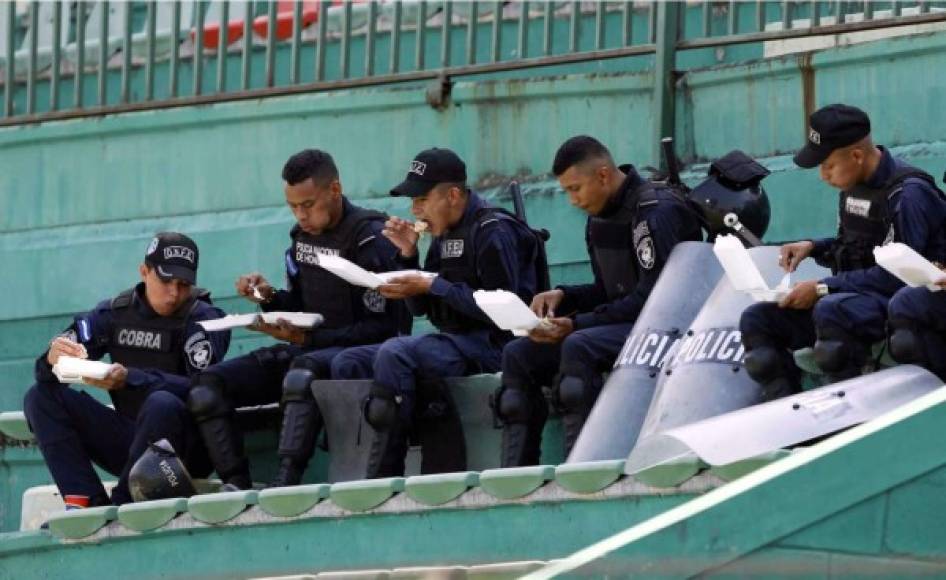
<box><xmin>2</xmin><ymin>18</ymin><xmax>946</xmax><ymax>546</ymax></box>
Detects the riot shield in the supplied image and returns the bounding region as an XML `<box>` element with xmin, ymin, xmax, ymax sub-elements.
<box><xmin>661</xmin><ymin>365</ymin><xmax>944</xmax><ymax>466</ymax></box>
<box><xmin>567</xmin><ymin>242</ymin><xmax>723</xmax><ymax>463</ymax></box>
<box><xmin>625</xmin><ymin>246</ymin><xmax>830</xmax><ymax>475</ymax></box>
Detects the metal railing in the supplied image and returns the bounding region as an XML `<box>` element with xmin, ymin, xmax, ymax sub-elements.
<box><xmin>1</xmin><ymin>1</ymin><xmax>944</xmax><ymax>127</ymax></box>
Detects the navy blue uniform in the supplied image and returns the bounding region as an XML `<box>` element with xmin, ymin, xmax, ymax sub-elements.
<box><xmin>332</xmin><ymin>191</ymin><xmax>539</xmax><ymax>476</ymax></box>
<box><xmin>24</xmin><ymin>284</ymin><xmax>230</xmax><ymax>506</ymax></box>
<box><xmin>188</xmin><ymin>199</ymin><xmax>408</xmax><ymax>488</ymax></box>
<box><xmin>497</xmin><ymin>166</ymin><xmax>704</xmax><ymax>466</ymax></box>
<box><xmin>888</xmin><ymin>286</ymin><xmax>946</xmax><ymax>379</ymax></box>
<box><xmin>741</xmin><ymin>147</ymin><xmax>946</xmax><ymax>390</ymax></box>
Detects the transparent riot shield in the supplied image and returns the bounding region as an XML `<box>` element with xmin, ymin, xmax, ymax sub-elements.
<box><xmin>568</xmin><ymin>242</ymin><xmax>722</xmax><ymax>462</ymax></box>
<box><xmin>625</xmin><ymin>246</ymin><xmax>830</xmax><ymax>475</ymax></box>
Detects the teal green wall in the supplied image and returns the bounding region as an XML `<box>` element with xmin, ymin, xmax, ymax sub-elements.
<box><xmin>2</xmin><ymin>20</ymin><xmax>946</xmax><ymax>540</ymax></box>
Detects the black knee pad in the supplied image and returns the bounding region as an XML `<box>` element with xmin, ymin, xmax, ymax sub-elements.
<box><xmin>812</xmin><ymin>337</ymin><xmax>851</xmax><ymax>374</ymax></box>
<box><xmin>743</xmin><ymin>346</ymin><xmax>784</xmax><ymax>383</ymax></box>
<box><xmin>281</xmin><ymin>368</ymin><xmax>315</xmax><ymax>403</ymax></box>
<box><xmin>363</xmin><ymin>384</ymin><xmax>398</xmax><ymax>431</ymax></box>
<box><xmin>889</xmin><ymin>327</ymin><xmax>925</xmax><ymax>364</ymax></box>
<box><xmin>493</xmin><ymin>386</ymin><xmax>532</xmax><ymax>424</ymax></box>
<box><xmin>557</xmin><ymin>375</ymin><xmax>590</xmax><ymax>414</ymax></box>
<box><xmin>187</xmin><ymin>375</ymin><xmax>230</xmax><ymax>422</ymax></box>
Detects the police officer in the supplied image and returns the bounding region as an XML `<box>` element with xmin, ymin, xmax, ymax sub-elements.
<box><xmin>24</xmin><ymin>233</ymin><xmax>230</xmax><ymax>507</ymax></box>
<box><xmin>741</xmin><ymin>104</ymin><xmax>946</xmax><ymax>396</ymax></box>
<box><xmin>887</xmin><ymin>271</ymin><xmax>946</xmax><ymax>380</ymax></box>
<box><xmin>329</xmin><ymin>147</ymin><xmax>541</xmax><ymax>477</ymax></box>
<box><xmin>187</xmin><ymin>149</ymin><xmax>407</xmax><ymax>490</ymax></box>
<box><xmin>494</xmin><ymin>135</ymin><xmax>704</xmax><ymax>466</ymax></box>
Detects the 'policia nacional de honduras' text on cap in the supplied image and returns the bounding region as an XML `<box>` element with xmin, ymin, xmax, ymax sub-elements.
<box><xmin>144</xmin><ymin>232</ymin><xmax>200</xmax><ymax>285</ymax></box>
<box><xmin>793</xmin><ymin>103</ymin><xmax>871</xmax><ymax>169</ymax></box>
<box><xmin>390</xmin><ymin>148</ymin><xmax>468</xmax><ymax>198</ymax></box>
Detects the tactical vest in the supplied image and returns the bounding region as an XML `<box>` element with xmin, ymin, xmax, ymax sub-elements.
<box><xmin>588</xmin><ymin>181</ymin><xmax>661</xmax><ymax>300</ymax></box>
<box><xmin>832</xmin><ymin>161</ymin><xmax>942</xmax><ymax>272</ymax></box>
<box><xmin>108</xmin><ymin>287</ymin><xmax>207</xmax><ymax>418</ymax></box>
<box><xmin>427</xmin><ymin>206</ymin><xmax>542</xmax><ymax>334</ymax></box>
<box><xmin>291</xmin><ymin>207</ymin><xmax>387</xmax><ymax>329</ymax></box>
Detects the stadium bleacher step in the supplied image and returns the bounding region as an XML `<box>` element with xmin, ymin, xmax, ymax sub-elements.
<box><xmin>554</xmin><ymin>460</ymin><xmax>626</xmax><ymax>494</ymax></box>
<box><xmin>464</xmin><ymin>560</ymin><xmax>548</xmax><ymax>578</ymax></box>
<box><xmin>329</xmin><ymin>477</ymin><xmax>405</xmax><ymax>512</ymax></box>
<box><xmin>708</xmin><ymin>449</ymin><xmax>792</xmax><ymax>482</ymax></box>
<box><xmin>258</xmin><ymin>483</ymin><xmax>331</xmax><ymax>518</ymax></box>
<box><xmin>117</xmin><ymin>497</ymin><xmax>188</xmax><ymax>532</ymax></box>
<box><xmin>388</xmin><ymin>565</ymin><xmax>467</xmax><ymax>579</ymax></box>
<box><xmin>404</xmin><ymin>471</ymin><xmax>480</xmax><ymax>506</ymax></box>
<box><xmin>47</xmin><ymin>505</ymin><xmax>118</xmax><ymax>539</ymax></box>
<box><xmin>187</xmin><ymin>489</ymin><xmax>259</xmax><ymax>524</ymax></box>
<box><xmin>314</xmin><ymin>571</ymin><xmax>388</xmax><ymax>580</ymax></box>
<box><xmin>633</xmin><ymin>455</ymin><xmax>707</xmax><ymax>488</ymax></box>
<box><xmin>478</xmin><ymin>465</ymin><xmax>554</xmax><ymax>500</ymax></box>
<box><xmin>0</xmin><ymin>411</ymin><xmax>32</xmax><ymax>441</ymax></box>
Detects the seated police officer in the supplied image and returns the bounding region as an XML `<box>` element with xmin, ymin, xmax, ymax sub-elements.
<box><xmin>188</xmin><ymin>149</ymin><xmax>406</xmax><ymax>490</ymax></box>
<box><xmin>330</xmin><ymin>147</ymin><xmax>540</xmax><ymax>477</ymax></box>
<box><xmin>24</xmin><ymin>233</ymin><xmax>230</xmax><ymax>507</ymax></box>
<box><xmin>741</xmin><ymin>104</ymin><xmax>946</xmax><ymax>396</ymax></box>
<box><xmin>887</xmin><ymin>266</ymin><xmax>946</xmax><ymax>380</ymax></box>
<box><xmin>494</xmin><ymin>135</ymin><xmax>703</xmax><ymax>466</ymax></box>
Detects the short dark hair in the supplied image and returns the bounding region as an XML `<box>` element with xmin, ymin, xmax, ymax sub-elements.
<box><xmin>282</xmin><ymin>149</ymin><xmax>339</xmax><ymax>186</ymax></box>
<box><xmin>552</xmin><ymin>135</ymin><xmax>614</xmax><ymax>176</ymax></box>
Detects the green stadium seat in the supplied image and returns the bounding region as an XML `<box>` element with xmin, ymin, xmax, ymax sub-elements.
<box><xmin>329</xmin><ymin>477</ymin><xmax>405</xmax><ymax>512</ymax></box>
<box><xmin>633</xmin><ymin>454</ymin><xmax>707</xmax><ymax>488</ymax></box>
<box><xmin>47</xmin><ymin>505</ymin><xmax>118</xmax><ymax>539</ymax></box>
<box><xmin>258</xmin><ymin>483</ymin><xmax>330</xmax><ymax>518</ymax></box>
<box><xmin>0</xmin><ymin>411</ymin><xmax>32</xmax><ymax>441</ymax></box>
<box><xmin>478</xmin><ymin>465</ymin><xmax>554</xmax><ymax>500</ymax></box>
<box><xmin>554</xmin><ymin>460</ymin><xmax>626</xmax><ymax>494</ymax></box>
<box><xmin>187</xmin><ymin>489</ymin><xmax>259</xmax><ymax>524</ymax></box>
<box><xmin>404</xmin><ymin>471</ymin><xmax>479</xmax><ymax>506</ymax></box>
<box><xmin>117</xmin><ymin>497</ymin><xmax>188</xmax><ymax>532</ymax></box>
<box><xmin>708</xmin><ymin>449</ymin><xmax>792</xmax><ymax>482</ymax></box>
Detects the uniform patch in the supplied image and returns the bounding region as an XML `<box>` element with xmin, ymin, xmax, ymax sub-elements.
<box><xmin>441</xmin><ymin>239</ymin><xmax>464</xmax><ymax>259</ymax></box>
<box><xmin>295</xmin><ymin>241</ymin><xmax>340</xmax><ymax>267</ymax></box>
<box><xmin>844</xmin><ymin>197</ymin><xmax>871</xmax><ymax>218</ymax></box>
<box><xmin>77</xmin><ymin>317</ymin><xmax>93</xmax><ymax>342</ymax></box>
<box><xmin>163</xmin><ymin>245</ymin><xmax>195</xmax><ymax>264</ymax></box>
<box><xmin>185</xmin><ymin>332</ymin><xmax>213</xmax><ymax>370</ymax></box>
<box><xmin>637</xmin><ymin>236</ymin><xmax>656</xmax><ymax>270</ymax></box>
<box><xmin>362</xmin><ymin>289</ymin><xmax>387</xmax><ymax>313</ymax></box>
<box><xmin>410</xmin><ymin>160</ymin><xmax>427</xmax><ymax>176</ymax></box>
<box><xmin>146</xmin><ymin>237</ymin><xmax>160</xmax><ymax>256</ymax></box>
<box><xmin>117</xmin><ymin>329</ymin><xmax>164</xmax><ymax>350</ymax></box>
<box><xmin>59</xmin><ymin>329</ymin><xmax>79</xmax><ymax>344</ymax></box>
<box><xmin>632</xmin><ymin>221</ymin><xmax>651</xmax><ymax>246</ymax></box>
<box><xmin>808</xmin><ymin>127</ymin><xmax>821</xmax><ymax>145</ymax></box>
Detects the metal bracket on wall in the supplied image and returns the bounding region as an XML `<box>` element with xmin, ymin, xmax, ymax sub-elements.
<box><xmin>426</xmin><ymin>73</ymin><xmax>453</xmax><ymax>111</ymax></box>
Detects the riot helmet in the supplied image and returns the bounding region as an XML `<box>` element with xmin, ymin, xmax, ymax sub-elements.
<box><xmin>128</xmin><ymin>439</ymin><xmax>198</xmax><ymax>502</ymax></box>
<box><xmin>689</xmin><ymin>150</ymin><xmax>771</xmax><ymax>241</ymax></box>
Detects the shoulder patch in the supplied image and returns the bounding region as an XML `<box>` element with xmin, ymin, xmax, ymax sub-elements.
<box><xmin>636</xmin><ymin>234</ymin><xmax>656</xmax><ymax>270</ymax></box>
<box><xmin>76</xmin><ymin>318</ymin><xmax>92</xmax><ymax>343</ymax></box>
<box><xmin>285</xmin><ymin>249</ymin><xmax>300</xmax><ymax>277</ymax></box>
<box><xmin>362</xmin><ymin>289</ymin><xmax>387</xmax><ymax>313</ymax></box>
<box><xmin>184</xmin><ymin>331</ymin><xmax>213</xmax><ymax>370</ymax></box>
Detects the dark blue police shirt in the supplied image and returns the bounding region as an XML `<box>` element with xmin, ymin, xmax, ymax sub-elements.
<box><xmin>812</xmin><ymin>147</ymin><xmax>946</xmax><ymax>299</ymax></box>
<box><xmin>398</xmin><ymin>191</ymin><xmax>538</xmax><ymax>329</ymax></box>
<box><xmin>35</xmin><ymin>284</ymin><xmax>231</xmax><ymax>399</ymax></box>
<box><xmin>558</xmin><ymin>165</ymin><xmax>704</xmax><ymax>329</ymax></box>
<box><xmin>265</xmin><ymin>198</ymin><xmax>408</xmax><ymax>348</ymax></box>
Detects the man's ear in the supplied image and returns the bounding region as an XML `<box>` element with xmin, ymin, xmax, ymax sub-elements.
<box><xmin>139</xmin><ymin>263</ymin><xmax>149</xmax><ymax>282</ymax></box>
<box><xmin>596</xmin><ymin>164</ymin><xmax>611</xmax><ymax>185</ymax></box>
<box><xmin>329</xmin><ymin>178</ymin><xmax>343</xmax><ymax>198</ymax></box>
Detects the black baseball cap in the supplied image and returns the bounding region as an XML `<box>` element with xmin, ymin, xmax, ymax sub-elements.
<box><xmin>144</xmin><ymin>232</ymin><xmax>199</xmax><ymax>285</ymax></box>
<box><xmin>390</xmin><ymin>148</ymin><xmax>468</xmax><ymax>197</ymax></box>
<box><xmin>793</xmin><ymin>104</ymin><xmax>871</xmax><ymax>168</ymax></box>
